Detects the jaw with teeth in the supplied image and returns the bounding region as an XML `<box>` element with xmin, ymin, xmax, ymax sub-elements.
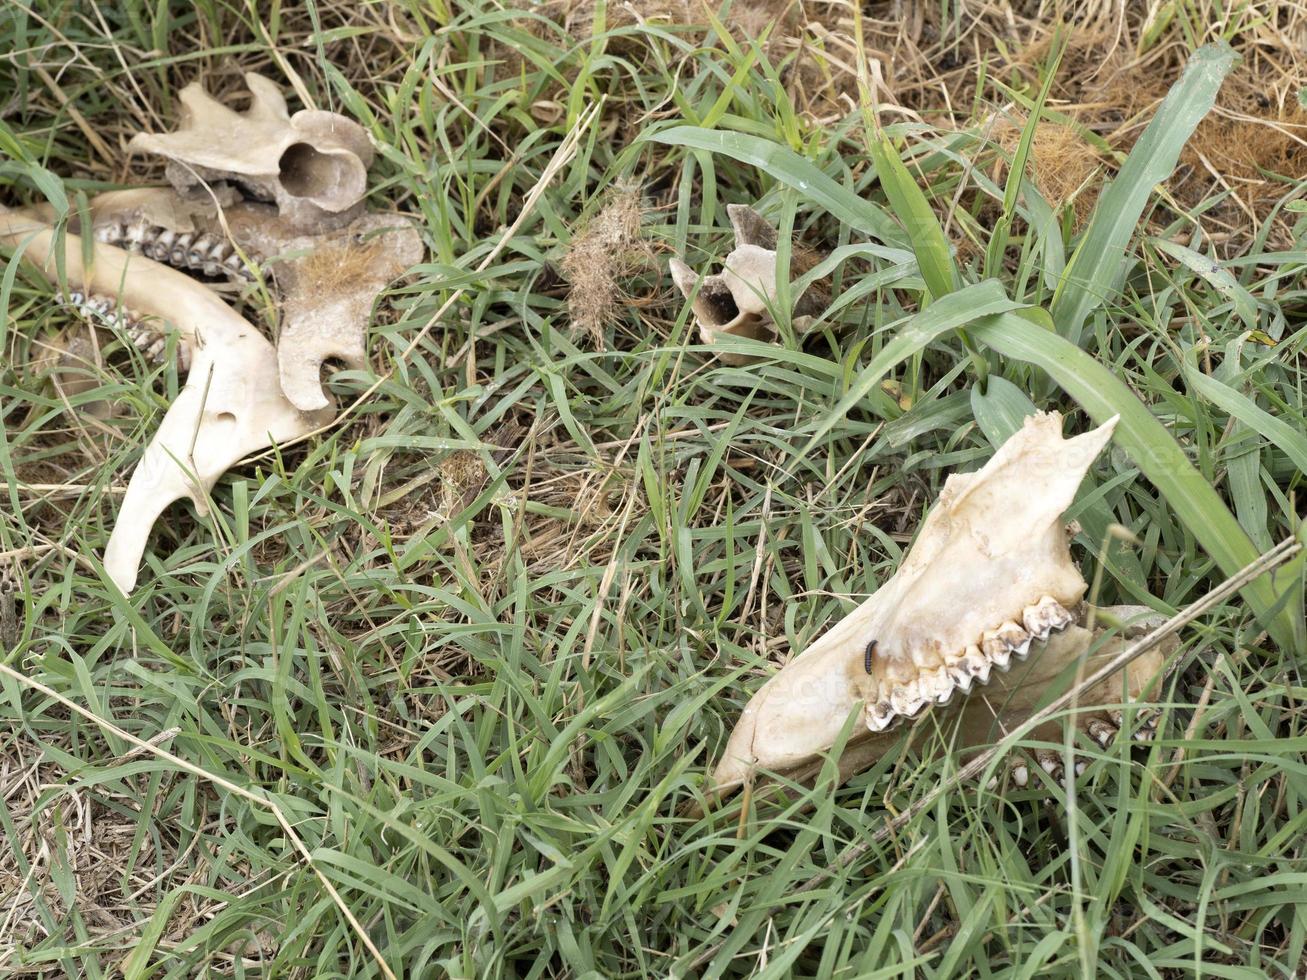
<box><xmin>713</xmin><ymin>411</ymin><xmax>1129</xmax><ymax>791</ymax></box>
<box><xmin>0</xmin><ymin>207</ymin><xmax>332</xmax><ymax>593</ymax></box>
<box><xmin>26</xmin><ymin>186</ymin><xmax>423</xmax><ymax>413</ymax></box>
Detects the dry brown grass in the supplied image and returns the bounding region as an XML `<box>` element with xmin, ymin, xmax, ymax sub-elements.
<box><xmin>994</xmin><ymin>117</ymin><xmax>1105</xmax><ymax>224</ymax></box>
<box><xmin>560</xmin><ymin>187</ymin><xmax>656</xmax><ymax>347</ymax></box>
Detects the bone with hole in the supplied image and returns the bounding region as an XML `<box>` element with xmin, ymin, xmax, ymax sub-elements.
<box><xmin>669</xmin><ymin>204</ymin><xmax>825</xmax><ymax>364</ymax></box>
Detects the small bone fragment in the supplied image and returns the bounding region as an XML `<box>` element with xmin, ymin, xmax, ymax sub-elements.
<box><xmin>669</xmin><ymin>204</ymin><xmax>825</xmax><ymax>364</ymax></box>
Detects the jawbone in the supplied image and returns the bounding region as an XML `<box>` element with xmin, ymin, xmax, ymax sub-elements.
<box><xmin>712</xmin><ymin>411</ymin><xmax>1158</xmax><ymax>793</ymax></box>
<box><xmin>0</xmin><ymin>207</ymin><xmax>332</xmax><ymax>593</ymax></box>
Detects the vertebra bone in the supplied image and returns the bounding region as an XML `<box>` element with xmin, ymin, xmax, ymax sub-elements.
<box><xmin>128</xmin><ymin>73</ymin><xmax>373</xmax><ymax>232</ymax></box>
<box><xmin>669</xmin><ymin>204</ymin><xmax>826</xmax><ymax>365</ymax></box>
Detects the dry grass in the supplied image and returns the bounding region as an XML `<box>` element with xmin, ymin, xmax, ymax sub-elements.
<box><xmin>2</xmin><ymin>0</ymin><xmax>1306</xmax><ymax>975</ymax></box>
<box><xmin>560</xmin><ymin>187</ymin><xmax>656</xmax><ymax>346</ymax></box>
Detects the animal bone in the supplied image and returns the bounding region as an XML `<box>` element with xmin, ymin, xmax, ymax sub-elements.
<box><xmin>26</xmin><ymin>186</ymin><xmax>423</xmax><ymax>412</ymax></box>
<box><xmin>230</xmin><ymin>209</ymin><xmax>424</xmax><ymax>412</ymax></box>
<box><xmin>128</xmin><ymin>73</ymin><xmax>373</xmax><ymax>232</ymax></box>
<box><xmin>0</xmin><ymin>207</ymin><xmax>331</xmax><ymax>593</ymax></box>
<box><xmin>714</xmin><ymin>607</ymin><xmax>1171</xmax><ymax>800</ymax></box>
<box><xmin>669</xmin><ymin>204</ymin><xmax>826</xmax><ymax>365</ymax></box>
<box><xmin>712</xmin><ymin>411</ymin><xmax>1141</xmax><ymax>795</ymax></box>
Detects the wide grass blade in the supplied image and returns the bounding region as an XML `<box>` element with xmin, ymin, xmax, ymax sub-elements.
<box><xmin>973</xmin><ymin>309</ymin><xmax>1305</xmax><ymax>651</ymax></box>
<box><xmin>1050</xmin><ymin>43</ymin><xmax>1235</xmax><ymax>346</ymax></box>
<box><xmin>865</xmin><ymin>127</ymin><xmax>957</xmax><ymax>300</ymax></box>
<box><xmin>646</xmin><ymin>126</ymin><xmax>903</xmax><ymax>243</ymax></box>
<box><xmin>801</xmin><ymin>280</ymin><xmax>1023</xmax><ymax>451</ymax></box>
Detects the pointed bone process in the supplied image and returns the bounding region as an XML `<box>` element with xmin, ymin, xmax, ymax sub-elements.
<box><xmin>128</xmin><ymin>73</ymin><xmax>373</xmax><ymax>232</ymax></box>
<box><xmin>127</xmin><ymin>74</ymin><xmax>422</xmax><ymax>410</ymax></box>
<box><xmin>0</xmin><ymin>207</ymin><xmax>331</xmax><ymax>593</ymax></box>
<box><xmin>669</xmin><ymin>204</ymin><xmax>825</xmax><ymax>365</ymax></box>
<box><xmin>713</xmin><ymin>411</ymin><xmax>1144</xmax><ymax>794</ymax></box>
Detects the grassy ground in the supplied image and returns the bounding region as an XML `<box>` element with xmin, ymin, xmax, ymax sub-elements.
<box><xmin>1</xmin><ymin>1</ymin><xmax>1306</xmax><ymax>976</ymax></box>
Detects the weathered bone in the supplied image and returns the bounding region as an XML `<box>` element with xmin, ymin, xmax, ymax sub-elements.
<box><xmin>719</xmin><ymin>607</ymin><xmax>1171</xmax><ymax>799</ymax></box>
<box><xmin>0</xmin><ymin>207</ymin><xmax>331</xmax><ymax>593</ymax></box>
<box><xmin>129</xmin><ymin>73</ymin><xmax>373</xmax><ymax>232</ymax></box>
<box><xmin>232</xmin><ymin>210</ymin><xmax>424</xmax><ymax>412</ymax></box>
<box><xmin>669</xmin><ymin>204</ymin><xmax>825</xmax><ymax>365</ymax></box>
<box><xmin>712</xmin><ymin>411</ymin><xmax>1127</xmax><ymax>793</ymax></box>
<box><xmin>31</xmin><ymin>187</ymin><xmax>422</xmax><ymax>413</ymax></box>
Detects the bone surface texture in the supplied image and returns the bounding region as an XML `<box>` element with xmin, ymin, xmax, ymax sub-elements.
<box><xmin>0</xmin><ymin>208</ymin><xmax>331</xmax><ymax>593</ymax></box>
<box><xmin>712</xmin><ymin>411</ymin><xmax>1141</xmax><ymax>794</ymax></box>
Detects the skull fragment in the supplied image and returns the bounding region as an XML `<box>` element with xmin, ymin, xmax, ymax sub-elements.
<box><xmin>710</xmin><ymin>411</ymin><xmax>1172</xmax><ymax>796</ymax></box>
<box><xmin>129</xmin><ymin>73</ymin><xmax>373</xmax><ymax>232</ymax></box>
<box><xmin>669</xmin><ymin>204</ymin><xmax>826</xmax><ymax>364</ymax></box>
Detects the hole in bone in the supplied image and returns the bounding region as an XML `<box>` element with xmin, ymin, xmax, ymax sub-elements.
<box><xmin>278</xmin><ymin>142</ymin><xmax>352</xmax><ymax>200</ymax></box>
<box><xmin>698</xmin><ymin>280</ymin><xmax>739</xmax><ymax>326</ymax></box>
<box><xmin>213</xmin><ymin>411</ymin><xmax>238</xmax><ymax>429</ymax></box>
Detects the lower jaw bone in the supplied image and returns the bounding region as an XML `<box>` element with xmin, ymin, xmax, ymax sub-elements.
<box><xmin>0</xmin><ymin>207</ymin><xmax>332</xmax><ymax>593</ymax></box>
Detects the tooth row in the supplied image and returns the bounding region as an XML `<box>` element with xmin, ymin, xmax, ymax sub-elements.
<box><xmin>94</xmin><ymin>216</ymin><xmax>258</xmax><ymax>281</ymax></box>
<box><xmin>865</xmin><ymin>596</ymin><xmax>1073</xmax><ymax>733</ymax></box>
<box><xmin>56</xmin><ymin>290</ymin><xmax>191</xmax><ymax>371</ymax></box>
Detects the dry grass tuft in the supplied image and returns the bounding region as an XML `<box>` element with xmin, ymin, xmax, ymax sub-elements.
<box><xmin>296</xmin><ymin>238</ymin><xmax>387</xmax><ymax>296</ymax></box>
<box><xmin>560</xmin><ymin>187</ymin><xmax>655</xmax><ymax>346</ymax></box>
<box><xmin>995</xmin><ymin>118</ymin><xmax>1105</xmax><ymax>225</ymax></box>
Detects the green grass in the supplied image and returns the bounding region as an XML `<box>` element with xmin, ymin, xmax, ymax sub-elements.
<box><xmin>1</xmin><ymin>2</ymin><xmax>1306</xmax><ymax>977</ymax></box>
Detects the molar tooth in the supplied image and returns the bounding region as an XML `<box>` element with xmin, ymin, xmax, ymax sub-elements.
<box><xmin>947</xmin><ymin>664</ymin><xmax>973</xmax><ymax>694</ymax></box>
<box><xmin>1023</xmin><ymin>595</ymin><xmax>1074</xmax><ymax>640</ymax></box>
<box><xmin>148</xmin><ymin>228</ymin><xmax>176</xmax><ymax>260</ymax></box>
<box><xmin>866</xmin><ymin>699</ymin><xmax>896</xmax><ymax>732</ymax></box>
<box><xmin>888</xmin><ymin>681</ymin><xmax>928</xmax><ymax>719</ymax></box>
<box><xmin>223</xmin><ymin>252</ymin><xmax>249</xmax><ymax>278</ymax></box>
<box><xmin>188</xmin><ymin>234</ymin><xmax>217</xmax><ymax>268</ymax></box>
<box><xmin>1011</xmin><ymin>762</ymin><xmax>1028</xmax><ymax>787</ymax></box>
<box><xmin>922</xmin><ymin>668</ymin><xmax>954</xmax><ymax>704</ymax></box>
<box><xmin>94</xmin><ymin>222</ymin><xmax>123</xmax><ymax>244</ymax></box>
<box><xmin>170</xmin><ymin>233</ymin><xmax>195</xmax><ymax>267</ymax></box>
<box><xmin>962</xmin><ymin>645</ymin><xmax>990</xmax><ymax>685</ymax></box>
<box><xmin>1087</xmin><ymin>719</ymin><xmax>1116</xmax><ymax>748</ymax></box>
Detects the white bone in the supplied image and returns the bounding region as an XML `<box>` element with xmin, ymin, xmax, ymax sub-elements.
<box><xmin>711</xmin><ymin>411</ymin><xmax>1123</xmax><ymax>791</ymax></box>
<box><xmin>0</xmin><ymin>208</ymin><xmax>331</xmax><ymax>593</ymax></box>
<box><xmin>128</xmin><ymin>73</ymin><xmax>373</xmax><ymax>232</ymax></box>
<box><xmin>669</xmin><ymin>204</ymin><xmax>823</xmax><ymax>364</ymax></box>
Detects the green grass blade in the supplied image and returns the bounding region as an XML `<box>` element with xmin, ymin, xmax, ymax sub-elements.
<box><xmin>646</xmin><ymin>125</ymin><xmax>903</xmax><ymax>243</ymax></box>
<box><xmin>973</xmin><ymin>309</ymin><xmax>1304</xmax><ymax>651</ymax></box>
<box><xmin>1182</xmin><ymin>364</ymin><xmax>1307</xmax><ymax>473</ymax></box>
<box><xmin>1050</xmin><ymin>43</ymin><xmax>1235</xmax><ymax>345</ymax></box>
<box><xmin>865</xmin><ymin>127</ymin><xmax>957</xmax><ymax>299</ymax></box>
<box><xmin>801</xmin><ymin>280</ymin><xmax>1022</xmax><ymax>451</ymax></box>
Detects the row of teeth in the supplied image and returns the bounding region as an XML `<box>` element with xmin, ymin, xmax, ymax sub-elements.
<box><xmin>1004</xmin><ymin>710</ymin><xmax>1161</xmax><ymax>788</ymax></box>
<box><xmin>93</xmin><ymin>216</ymin><xmax>258</xmax><ymax>281</ymax></box>
<box><xmin>57</xmin><ymin>290</ymin><xmax>192</xmax><ymax>371</ymax></box>
<box><xmin>867</xmin><ymin>596</ymin><xmax>1076</xmax><ymax>732</ymax></box>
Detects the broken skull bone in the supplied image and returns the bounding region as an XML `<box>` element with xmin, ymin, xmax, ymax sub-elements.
<box><xmin>126</xmin><ymin>70</ymin><xmax>420</xmax><ymax>411</ymax></box>
<box><xmin>128</xmin><ymin>72</ymin><xmax>373</xmax><ymax>233</ymax></box>
<box><xmin>711</xmin><ymin>411</ymin><xmax>1167</xmax><ymax>797</ymax></box>
<box><xmin>0</xmin><ymin>206</ymin><xmax>332</xmax><ymax>593</ymax></box>
<box><xmin>669</xmin><ymin>204</ymin><xmax>826</xmax><ymax>365</ymax></box>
